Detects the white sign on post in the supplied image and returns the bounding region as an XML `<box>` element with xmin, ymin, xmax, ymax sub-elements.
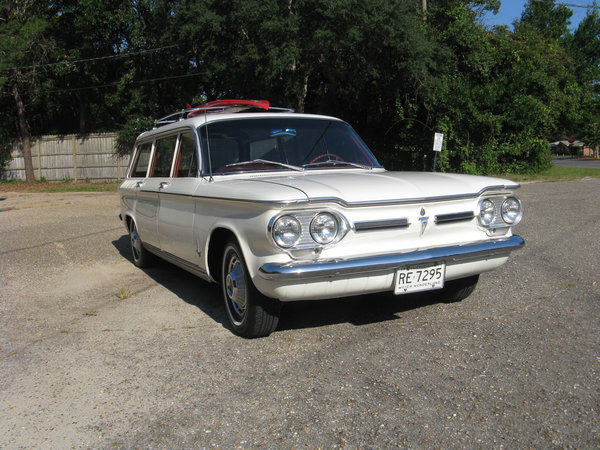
<box><xmin>433</xmin><ymin>132</ymin><xmax>444</xmax><ymax>152</ymax></box>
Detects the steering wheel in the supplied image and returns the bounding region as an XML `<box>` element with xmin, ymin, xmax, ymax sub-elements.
<box><xmin>309</xmin><ymin>153</ymin><xmax>344</xmax><ymax>164</ymax></box>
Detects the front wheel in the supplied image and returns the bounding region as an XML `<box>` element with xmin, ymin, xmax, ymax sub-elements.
<box><xmin>436</xmin><ymin>275</ymin><xmax>479</xmax><ymax>303</ymax></box>
<box><xmin>222</xmin><ymin>240</ymin><xmax>280</xmax><ymax>338</ymax></box>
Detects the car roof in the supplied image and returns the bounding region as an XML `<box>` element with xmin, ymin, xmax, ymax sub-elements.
<box><xmin>135</xmin><ymin>112</ymin><xmax>344</xmax><ymax>142</ymax></box>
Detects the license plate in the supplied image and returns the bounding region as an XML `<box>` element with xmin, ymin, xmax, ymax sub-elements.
<box><xmin>394</xmin><ymin>263</ymin><xmax>445</xmax><ymax>295</ymax></box>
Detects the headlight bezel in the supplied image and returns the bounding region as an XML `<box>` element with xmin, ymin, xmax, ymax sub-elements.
<box><xmin>477</xmin><ymin>195</ymin><xmax>523</xmax><ymax>229</ymax></box>
<box><xmin>271</xmin><ymin>214</ymin><xmax>302</xmax><ymax>248</ymax></box>
<box><xmin>478</xmin><ymin>198</ymin><xmax>496</xmax><ymax>226</ymax></box>
<box><xmin>310</xmin><ymin>212</ymin><xmax>339</xmax><ymax>244</ymax></box>
<box><xmin>501</xmin><ymin>197</ymin><xmax>523</xmax><ymax>225</ymax></box>
<box><xmin>269</xmin><ymin>210</ymin><xmax>348</xmax><ymax>250</ymax></box>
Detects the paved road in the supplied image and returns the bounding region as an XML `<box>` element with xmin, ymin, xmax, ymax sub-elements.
<box><xmin>553</xmin><ymin>158</ymin><xmax>600</xmax><ymax>169</ymax></box>
<box><xmin>0</xmin><ymin>180</ymin><xmax>599</xmax><ymax>448</ymax></box>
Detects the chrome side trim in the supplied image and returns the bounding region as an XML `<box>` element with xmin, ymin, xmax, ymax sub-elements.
<box><xmin>134</xmin><ymin>183</ymin><xmax>519</xmax><ymax>208</ymax></box>
<box><xmin>306</xmin><ymin>184</ymin><xmax>520</xmax><ymax>207</ymax></box>
<box><xmin>435</xmin><ymin>211</ymin><xmax>474</xmax><ymax>224</ymax></box>
<box><xmin>258</xmin><ymin>235</ymin><xmax>524</xmax><ymax>281</ymax></box>
<box><xmin>354</xmin><ymin>218</ymin><xmax>410</xmax><ymax>231</ymax></box>
<box><xmin>144</xmin><ymin>243</ymin><xmax>210</xmax><ymax>281</ymax></box>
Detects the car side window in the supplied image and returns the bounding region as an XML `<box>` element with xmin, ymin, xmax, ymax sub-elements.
<box><xmin>151</xmin><ymin>135</ymin><xmax>178</xmax><ymax>177</ymax></box>
<box><xmin>131</xmin><ymin>142</ymin><xmax>152</xmax><ymax>177</ymax></box>
<box><xmin>174</xmin><ymin>131</ymin><xmax>198</xmax><ymax>177</ymax></box>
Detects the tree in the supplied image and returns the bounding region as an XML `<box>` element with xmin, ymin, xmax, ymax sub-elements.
<box><xmin>2</xmin><ymin>0</ymin><xmax>598</xmax><ymax>178</ymax></box>
<box><xmin>521</xmin><ymin>0</ymin><xmax>573</xmax><ymax>40</ymax></box>
<box><xmin>570</xmin><ymin>7</ymin><xmax>600</xmax><ymax>154</ymax></box>
<box><xmin>0</xmin><ymin>1</ymin><xmax>55</xmax><ymax>181</ymax></box>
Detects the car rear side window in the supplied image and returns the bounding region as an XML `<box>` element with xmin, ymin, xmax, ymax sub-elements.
<box><xmin>174</xmin><ymin>132</ymin><xmax>198</xmax><ymax>177</ymax></box>
<box><xmin>151</xmin><ymin>135</ymin><xmax>178</xmax><ymax>177</ymax></box>
<box><xmin>131</xmin><ymin>142</ymin><xmax>152</xmax><ymax>177</ymax></box>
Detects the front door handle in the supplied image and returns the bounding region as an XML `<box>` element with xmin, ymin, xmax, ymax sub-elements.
<box><xmin>159</xmin><ymin>181</ymin><xmax>171</xmax><ymax>190</ymax></box>
<box><xmin>135</xmin><ymin>181</ymin><xmax>145</xmax><ymax>188</ymax></box>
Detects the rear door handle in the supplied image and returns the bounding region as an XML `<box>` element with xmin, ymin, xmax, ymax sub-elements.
<box><xmin>135</xmin><ymin>181</ymin><xmax>144</xmax><ymax>188</ymax></box>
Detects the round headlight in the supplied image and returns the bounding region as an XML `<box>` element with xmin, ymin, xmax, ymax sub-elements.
<box><xmin>310</xmin><ymin>213</ymin><xmax>338</xmax><ymax>244</ymax></box>
<box><xmin>479</xmin><ymin>199</ymin><xmax>495</xmax><ymax>226</ymax></box>
<box><xmin>501</xmin><ymin>197</ymin><xmax>522</xmax><ymax>225</ymax></box>
<box><xmin>272</xmin><ymin>215</ymin><xmax>302</xmax><ymax>248</ymax></box>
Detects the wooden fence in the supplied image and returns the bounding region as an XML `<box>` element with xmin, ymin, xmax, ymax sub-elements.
<box><xmin>2</xmin><ymin>133</ymin><xmax>130</xmax><ymax>181</ymax></box>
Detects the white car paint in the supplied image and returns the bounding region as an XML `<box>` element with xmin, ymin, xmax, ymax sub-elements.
<box><xmin>119</xmin><ymin>109</ymin><xmax>524</xmax><ymax>326</ymax></box>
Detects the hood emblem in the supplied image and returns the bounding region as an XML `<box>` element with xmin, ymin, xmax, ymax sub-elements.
<box><xmin>418</xmin><ymin>207</ymin><xmax>429</xmax><ymax>236</ymax></box>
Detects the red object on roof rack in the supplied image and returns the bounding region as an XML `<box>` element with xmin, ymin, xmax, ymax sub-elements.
<box><xmin>187</xmin><ymin>99</ymin><xmax>270</xmax><ymax>117</ymax></box>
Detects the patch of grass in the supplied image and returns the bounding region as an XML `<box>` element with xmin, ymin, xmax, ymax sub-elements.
<box><xmin>116</xmin><ymin>288</ymin><xmax>132</xmax><ymax>300</ymax></box>
<box><xmin>39</xmin><ymin>183</ymin><xmax>119</xmax><ymax>193</ymax></box>
<box><xmin>0</xmin><ymin>180</ymin><xmax>119</xmax><ymax>192</ymax></box>
<box><xmin>494</xmin><ymin>165</ymin><xmax>600</xmax><ymax>183</ymax></box>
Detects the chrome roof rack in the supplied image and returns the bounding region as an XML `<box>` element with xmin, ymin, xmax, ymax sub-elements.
<box><xmin>153</xmin><ymin>99</ymin><xmax>295</xmax><ymax>128</ymax></box>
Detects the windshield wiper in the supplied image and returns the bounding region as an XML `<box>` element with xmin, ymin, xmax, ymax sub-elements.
<box><xmin>224</xmin><ymin>159</ymin><xmax>304</xmax><ymax>172</ymax></box>
<box><xmin>302</xmin><ymin>160</ymin><xmax>373</xmax><ymax>170</ymax></box>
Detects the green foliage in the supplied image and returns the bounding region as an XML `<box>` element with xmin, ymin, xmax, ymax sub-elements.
<box><xmin>451</xmin><ymin>134</ymin><xmax>551</xmax><ymax>175</ymax></box>
<box><xmin>521</xmin><ymin>0</ymin><xmax>573</xmax><ymax>40</ymax></box>
<box><xmin>0</xmin><ymin>0</ymin><xmax>598</xmax><ymax>177</ymax></box>
<box><xmin>0</xmin><ymin>131</ymin><xmax>13</xmax><ymax>179</ymax></box>
<box><xmin>115</xmin><ymin>117</ymin><xmax>154</xmax><ymax>157</ymax></box>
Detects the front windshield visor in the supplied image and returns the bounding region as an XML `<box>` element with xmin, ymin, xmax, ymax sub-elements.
<box><xmin>198</xmin><ymin>117</ymin><xmax>381</xmax><ymax>175</ymax></box>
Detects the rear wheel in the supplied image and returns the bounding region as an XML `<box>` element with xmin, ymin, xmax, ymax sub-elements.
<box><xmin>436</xmin><ymin>275</ymin><xmax>479</xmax><ymax>303</ymax></box>
<box><xmin>222</xmin><ymin>240</ymin><xmax>280</xmax><ymax>338</ymax></box>
<box><xmin>128</xmin><ymin>220</ymin><xmax>152</xmax><ymax>268</ymax></box>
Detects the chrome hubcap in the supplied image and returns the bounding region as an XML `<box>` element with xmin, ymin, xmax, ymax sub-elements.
<box><xmin>130</xmin><ymin>228</ymin><xmax>142</xmax><ymax>260</ymax></box>
<box><xmin>225</xmin><ymin>256</ymin><xmax>247</xmax><ymax>319</ymax></box>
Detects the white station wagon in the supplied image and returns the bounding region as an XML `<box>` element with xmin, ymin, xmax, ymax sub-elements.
<box><xmin>119</xmin><ymin>99</ymin><xmax>524</xmax><ymax>338</ymax></box>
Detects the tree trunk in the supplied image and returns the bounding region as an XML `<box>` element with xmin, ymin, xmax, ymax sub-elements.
<box><xmin>295</xmin><ymin>72</ymin><xmax>309</xmax><ymax>113</ymax></box>
<box><xmin>79</xmin><ymin>101</ymin><xmax>86</xmax><ymax>134</ymax></box>
<box><xmin>12</xmin><ymin>82</ymin><xmax>35</xmax><ymax>182</ymax></box>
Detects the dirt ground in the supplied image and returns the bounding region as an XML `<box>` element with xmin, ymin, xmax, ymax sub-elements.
<box><xmin>0</xmin><ymin>180</ymin><xmax>598</xmax><ymax>448</ymax></box>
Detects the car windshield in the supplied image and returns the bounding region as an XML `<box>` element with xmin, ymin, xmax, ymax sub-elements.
<box><xmin>198</xmin><ymin>118</ymin><xmax>381</xmax><ymax>175</ymax></box>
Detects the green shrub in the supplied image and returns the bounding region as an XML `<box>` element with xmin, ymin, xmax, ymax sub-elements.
<box><xmin>115</xmin><ymin>117</ymin><xmax>154</xmax><ymax>157</ymax></box>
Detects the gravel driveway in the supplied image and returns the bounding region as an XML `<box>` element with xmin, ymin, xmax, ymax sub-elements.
<box><xmin>1</xmin><ymin>179</ymin><xmax>598</xmax><ymax>448</ymax></box>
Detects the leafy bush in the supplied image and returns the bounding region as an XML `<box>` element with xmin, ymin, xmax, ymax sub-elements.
<box><xmin>115</xmin><ymin>117</ymin><xmax>154</xmax><ymax>157</ymax></box>
<box><xmin>0</xmin><ymin>131</ymin><xmax>14</xmax><ymax>180</ymax></box>
<box><xmin>447</xmin><ymin>133</ymin><xmax>551</xmax><ymax>176</ymax></box>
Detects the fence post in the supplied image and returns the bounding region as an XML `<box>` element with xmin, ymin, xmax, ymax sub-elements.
<box><xmin>71</xmin><ymin>135</ymin><xmax>78</xmax><ymax>181</ymax></box>
<box><xmin>36</xmin><ymin>139</ymin><xmax>42</xmax><ymax>180</ymax></box>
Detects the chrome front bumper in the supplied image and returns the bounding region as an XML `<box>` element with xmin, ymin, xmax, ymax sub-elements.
<box><xmin>258</xmin><ymin>235</ymin><xmax>524</xmax><ymax>281</ymax></box>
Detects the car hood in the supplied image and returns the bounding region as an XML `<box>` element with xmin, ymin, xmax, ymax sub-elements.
<box><xmin>251</xmin><ymin>171</ymin><xmax>519</xmax><ymax>205</ymax></box>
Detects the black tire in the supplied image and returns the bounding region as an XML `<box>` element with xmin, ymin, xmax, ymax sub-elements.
<box><xmin>436</xmin><ymin>275</ymin><xmax>479</xmax><ymax>303</ymax></box>
<box><xmin>128</xmin><ymin>220</ymin><xmax>152</xmax><ymax>268</ymax></box>
<box><xmin>222</xmin><ymin>240</ymin><xmax>280</xmax><ymax>338</ymax></box>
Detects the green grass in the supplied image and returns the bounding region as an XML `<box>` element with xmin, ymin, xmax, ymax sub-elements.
<box><xmin>37</xmin><ymin>184</ymin><xmax>119</xmax><ymax>193</ymax></box>
<box><xmin>0</xmin><ymin>180</ymin><xmax>119</xmax><ymax>193</ymax></box>
<box><xmin>493</xmin><ymin>165</ymin><xmax>600</xmax><ymax>183</ymax></box>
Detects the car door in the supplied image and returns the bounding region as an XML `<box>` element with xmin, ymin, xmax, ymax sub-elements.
<box><xmin>136</xmin><ymin>135</ymin><xmax>177</xmax><ymax>248</ymax></box>
<box><xmin>126</xmin><ymin>140</ymin><xmax>161</xmax><ymax>247</ymax></box>
<box><xmin>157</xmin><ymin>130</ymin><xmax>202</xmax><ymax>266</ymax></box>
<box><xmin>122</xmin><ymin>141</ymin><xmax>152</xmax><ymax>214</ymax></box>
